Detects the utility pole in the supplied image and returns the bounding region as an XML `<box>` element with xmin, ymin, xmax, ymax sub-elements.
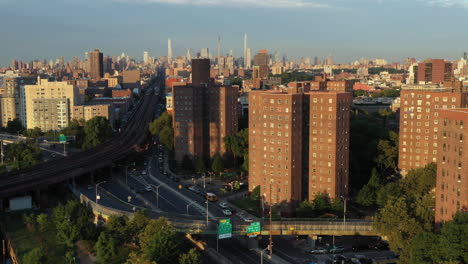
<box><xmin>206</xmin><ymin>196</ymin><xmax>209</xmax><ymax>227</ymax></box>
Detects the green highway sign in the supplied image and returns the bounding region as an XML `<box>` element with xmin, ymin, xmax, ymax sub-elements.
<box><xmin>218</xmin><ymin>219</ymin><xmax>232</xmax><ymax>239</ymax></box>
<box><xmin>59</xmin><ymin>134</ymin><xmax>67</xmax><ymax>143</ymax></box>
<box><xmin>246</xmin><ymin>222</ymin><xmax>261</xmax><ymax>237</ymax></box>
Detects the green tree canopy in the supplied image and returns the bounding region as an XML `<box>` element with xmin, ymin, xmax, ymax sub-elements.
<box><xmin>52</xmin><ymin>199</ymin><xmax>94</xmax><ymax>247</ymax></box>
<box><xmin>194</xmin><ymin>157</ymin><xmax>206</xmax><ymax>173</ymax></box>
<box><xmin>179</xmin><ymin>248</ymin><xmax>201</xmax><ymax>264</ymax></box>
<box><xmin>211</xmin><ymin>154</ymin><xmax>224</xmax><ymax>175</ymax></box>
<box><xmin>149</xmin><ymin>112</ymin><xmax>172</xmax><ymax>136</ymax></box>
<box><xmin>22</xmin><ymin>247</ymin><xmax>45</xmax><ymax>264</ymax></box>
<box><xmin>82</xmin><ymin>116</ymin><xmax>113</xmax><ymax>150</ymax></box>
<box><xmin>95</xmin><ymin>232</ymin><xmax>119</xmax><ymax>263</ymax></box>
<box><xmin>159</xmin><ymin>126</ymin><xmax>174</xmax><ymax>150</ymax></box>
<box><xmin>5</xmin><ymin>118</ymin><xmax>23</xmax><ymax>134</ymax></box>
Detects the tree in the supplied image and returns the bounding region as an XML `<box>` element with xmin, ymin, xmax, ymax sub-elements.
<box><xmin>211</xmin><ymin>154</ymin><xmax>224</xmax><ymax>175</ymax></box>
<box><xmin>62</xmin><ymin>119</ymin><xmax>85</xmax><ymax>148</ymax></box>
<box><xmin>22</xmin><ymin>247</ymin><xmax>44</xmax><ymax>264</ymax></box>
<box><xmin>95</xmin><ymin>232</ymin><xmax>118</xmax><ymax>263</ymax></box>
<box><xmin>149</xmin><ymin>112</ymin><xmax>172</xmax><ymax>136</ymax></box>
<box><xmin>65</xmin><ymin>251</ymin><xmax>76</xmax><ymax>264</ymax></box>
<box><xmin>106</xmin><ymin>215</ymin><xmax>128</xmax><ymax>242</ymax></box>
<box><xmin>353</xmin><ymin>90</ymin><xmax>367</xmax><ymax>97</ymax></box>
<box><xmin>159</xmin><ymin>126</ymin><xmax>174</xmax><ymax>150</ymax></box>
<box><xmin>82</xmin><ymin>116</ymin><xmax>113</xmax><ymax>150</ymax></box>
<box><xmin>356</xmin><ymin>168</ymin><xmax>382</xmax><ymax>207</ymax></box>
<box><xmin>5</xmin><ymin>118</ymin><xmax>23</xmax><ymax>134</ymax></box>
<box><xmin>134</xmin><ymin>218</ymin><xmax>180</xmax><ymax>264</ymax></box>
<box><xmin>125</xmin><ymin>211</ymin><xmax>150</xmax><ymax>245</ymax></box>
<box><xmin>6</xmin><ymin>142</ymin><xmax>41</xmax><ymax>169</ymax></box>
<box><xmin>179</xmin><ymin>248</ymin><xmax>201</xmax><ymax>264</ymax></box>
<box><xmin>36</xmin><ymin>213</ymin><xmax>50</xmax><ymax>233</ymax></box>
<box><xmin>330</xmin><ymin>198</ymin><xmax>343</xmax><ymax>215</ymax></box>
<box><xmin>374</xmin><ymin>131</ymin><xmax>399</xmax><ymax>174</ymax></box>
<box><xmin>23</xmin><ymin>127</ymin><xmax>43</xmax><ymax>139</ymax></box>
<box><xmin>194</xmin><ymin>157</ymin><xmax>206</xmax><ymax>173</ymax></box>
<box><xmin>311</xmin><ymin>193</ymin><xmax>330</xmax><ymax>213</ymax></box>
<box><xmin>409</xmin><ymin>232</ymin><xmax>439</xmax><ymax>264</ymax></box>
<box><xmin>436</xmin><ymin>212</ymin><xmax>468</xmax><ymax>263</ymax></box>
<box><xmin>52</xmin><ymin>200</ymin><xmax>94</xmax><ymax>247</ymax></box>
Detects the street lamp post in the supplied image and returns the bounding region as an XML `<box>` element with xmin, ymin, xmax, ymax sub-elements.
<box><xmin>0</xmin><ymin>140</ymin><xmax>4</xmax><ymax>165</ymax></box>
<box><xmin>95</xmin><ymin>181</ymin><xmax>107</xmax><ymax>204</ymax></box>
<box><xmin>202</xmin><ymin>173</ymin><xmax>206</xmax><ymax>189</ymax></box>
<box><xmin>155</xmin><ymin>185</ymin><xmax>161</xmax><ymax>208</ymax></box>
<box><xmin>340</xmin><ymin>195</ymin><xmax>347</xmax><ymax>228</ymax></box>
<box><xmin>205</xmin><ymin>196</ymin><xmax>209</xmax><ymax>227</ymax></box>
<box><xmin>250</xmin><ymin>247</ymin><xmax>269</xmax><ymax>264</ymax></box>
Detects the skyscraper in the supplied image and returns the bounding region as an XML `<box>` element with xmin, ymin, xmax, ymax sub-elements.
<box><xmin>246</xmin><ymin>48</ymin><xmax>252</xmax><ymax>69</ymax></box>
<box><xmin>168</xmin><ymin>38</ymin><xmax>173</xmax><ymax>64</ymax></box>
<box><xmin>244</xmin><ymin>33</ymin><xmax>248</xmax><ymax>68</ymax></box>
<box><xmin>143</xmin><ymin>51</ymin><xmax>150</xmax><ymax>64</ymax></box>
<box><xmin>253</xmin><ymin>49</ymin><xmax>269</xmax><ymax>79</ymax></box>
<box><xmin>200</xmin><ymin>48</ymin><xmax>209</xmax><ymax>59</ymax></box>
<box><xmin>89</xmin><ymin>49</ymin><xmax>103</xmax><ymax>79</ymax></box>
<box><xmin>186</xmin><ymin>49</ymin><xmax>192</xmax><ymax>62</ymax></box>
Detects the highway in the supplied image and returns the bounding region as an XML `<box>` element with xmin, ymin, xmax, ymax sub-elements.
<box><xmin>0</xmin><ymin>73</ymin><xmax>164</xmax><ymax>198</ymax></box>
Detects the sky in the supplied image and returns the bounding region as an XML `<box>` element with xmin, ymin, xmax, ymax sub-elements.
<box><xmin>0</xmin><ymin>0</ymin><xmax>468</xmax><ymax>66</ymax></box>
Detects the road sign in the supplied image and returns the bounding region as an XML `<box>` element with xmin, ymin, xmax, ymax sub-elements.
<box><xmin>218</xmin><ymin>219</ymin><xmax>232</xmax><ymax>239</ymax></box>
<box><xmin>246</xmin><ymin>222</ymin><xmax>261</xmax><ymax>237</ymax></box>
<box><xmin>59</xmin><ymin>134</ymin><xmax>67</xmax><ymax>143</ymax></box>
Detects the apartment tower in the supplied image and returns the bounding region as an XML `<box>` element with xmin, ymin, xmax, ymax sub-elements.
<box><xmin>435</xmin><ymin>109</ymin><xmax>468</xmax><ymax>223</ymax></box>
<box><xmin>89</xmin><ymin>49</ymin><xmax>103</xmax><ymax>79</ymax></box>
<box><xmin>398</xmin><ymin>83</ymin><xmax>468</xmax><ymax>175</ymax></box>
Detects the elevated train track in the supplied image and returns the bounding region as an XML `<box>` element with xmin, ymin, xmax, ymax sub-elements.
<box><xmin>0</xmin><ymin>80</ymin><xmax>162</xmax><ymax>198</ymax></box>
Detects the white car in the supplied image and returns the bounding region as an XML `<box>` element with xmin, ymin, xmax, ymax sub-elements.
<box><xmin>218</xmin><ymin>202</ymin><xmax>229</xmax><ymax>209</ymax></box>
<box><xmin>142</xmin><ymin>171</ymin><xmax>147</xmax><ymax>175</ymax></box>
<box><xmin>222</xmin><ymin>209</ymin><xmax>232</xmax><ymax>216</ymax></box>
<box><xmin>243</xmin><ymin>217</ymin><xmax>253</xmax><ymax>223</ymax></box>
<box><xmin>145</xmin><ymin>186</ymin><xmax>153</xmax><ymax>192</ymax></box>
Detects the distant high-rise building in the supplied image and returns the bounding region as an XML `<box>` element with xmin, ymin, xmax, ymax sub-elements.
<box><xmin>253</xmin><ymin>49</ymin><xmax>269</xmax><ymax>79</ymax></box>
<box><xmin>186</xmin><ymin>49</ymin><xmax>192</xmax><ymax>62</ymax></box>
<box><xmin>143</xmin><ymin>51</ymin><xmax>150</xmax><ymax>64</ymax></box>
<box><xmin>244</xmin><ymin>33</ymin><xmax>248</xmax><ymax>68</ymax></box>
<box><xmin>0</xmin><ymin>76</ymin><xmax>36</xmax><ymax>127</ymax></box>
<box><xmin>246</xmin><ymin>48</ymin><xmax>252</xmax><ymax>69</ymax></box>
<box><xmin>435</xmin><ymin>108</ymin><xmax>468</xmax><ymax>223</ymax></box>
<box><xmin>200</xmin><ymin>48</ymin><xmax>209</xmax><ymax>59</ymax></box>
<box><xmin>464</xmin><ymin>52</ymin><xmax>467</xmax><ymax>60</ymax></box>
<box><xmin>326</xmin><ymin>56</ymin><xmax>333</xmax><ymax>65</ymax></box>
<box><xmin>89</xmin><ymin>49</ymin><xmax>103</xmax><ymax>79</ymax></box>
<box><xmin>415</xmin><ymin>59</ymin><xmax>453</xmax><ymax>84</ymax></box>
<box><xmin>168</xmin><ymin>38</ymin><xmax>173</xmax><ymax>63</ymax></box>
<box><xmin>191</xmin><ymin>58</ymin><xmax>210</xmax><ymax>87</ymax></box>
<box><xmin>398</xmin><ymin>83</ymin><xmax>468</xmax><ymax>176</ymax></box>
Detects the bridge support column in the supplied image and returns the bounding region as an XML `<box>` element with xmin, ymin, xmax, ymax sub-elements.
<box><xmin>34</xmin><ymin>189</ymin><xmax>41</xmax><ymax>209</ymax></box>
<box><xmin>308</xmin><ymin>235</ymin><xmax>318</xmax><ymax>249</ymax></box>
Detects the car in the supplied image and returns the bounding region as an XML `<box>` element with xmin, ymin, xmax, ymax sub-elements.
<box><xmin>222</xmin><ymin>209</ymin><xmax>232</xmax><ymax>216</ymax></box>
<box><xmin>310</xmin><ymin>247</ymin><xmax>328</xmax><ymax>254</ymax></box>
<box><xmin>329</xmin><ymin>246</ymin><xmax>345</xmax><ymax>253</ymax></box>
<box><xmin>163</xmin><ymin>171</ymin><xmax>168</xmax><ymax>176</ymax></box>
<box><xmin>145</xmin><ymin>186</ymin><xmax>153</xmax><ymax>192</ymax></box>
<box><xmin>87</xmin><ymin>184</ymin><xmax>93</xmax><ymax>190</ymax></box>
<box><xmin>158</xmin><ymin>157</ymin><xmax>163</xmax><ymax>162</ymax></box>
<box><xmin>243</xmin><ymin>217</ymin><xmax>253</xmax><ymax>223</ymax></box>
<box><xmin>142</xmin><ymin>171</ymin><xmax>147</xmax><ymax>175</ymax></box>
<box><xmin>218</xmin><ymin>202</ymin><xmax>229</xmax><ymax>209</ymax></box>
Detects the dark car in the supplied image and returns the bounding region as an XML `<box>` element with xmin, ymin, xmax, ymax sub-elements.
<box><xmin>352</xmin><ymin>244</ymin><xmax>369</xmax><ymax>252</ymax></box>
<box><xmin>373</xmin><ymin>241</ymin><xmax>389</xmax><ymax>250</ymax></box>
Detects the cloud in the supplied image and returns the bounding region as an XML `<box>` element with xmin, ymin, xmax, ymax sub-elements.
<box><xmin>419</xmin><ymin>0</ymin><xmax>468</xmax><ymax>7</ymax></box>
<box><xmin>114</xmin><ymin>0</ymin><xmax>330</xmax><ymax>8</ymax></box>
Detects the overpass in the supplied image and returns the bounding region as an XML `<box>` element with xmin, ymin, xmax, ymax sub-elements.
<box><xmin>0</xmin><ymin>76</ymin><xmax>163</xmax><ymax>201</ymax></box>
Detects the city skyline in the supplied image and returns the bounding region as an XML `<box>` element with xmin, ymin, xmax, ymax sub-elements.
<box><xmin>1</xmin><ymin>0</ymin><xmax>468</xmax><ymax>66</ymax></box>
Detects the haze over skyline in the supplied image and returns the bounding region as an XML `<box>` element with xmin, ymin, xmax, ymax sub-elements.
<box><xmin>1</xmin><ymin>0</ymin><xmax>468</xmax><ymax>66</ymax></box>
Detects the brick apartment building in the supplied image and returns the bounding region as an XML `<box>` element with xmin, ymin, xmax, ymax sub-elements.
<box><xmin>411</xmin><ymin>59</ymin><xmax>453</xmax><ymax>84</ymax></box>
<box><xmin>173</xmin><ymin>59</ymin><xmax>238</xmax><ymax>163</ymax></box>
<box><xmin>248</xmin><ymin>81</ymin><xmax>352</xmax><ymax>205</ymax></box>
<box><xmin>398</xmin><ymin>83</ymin><xmax>468</xmax><ymax>175</ymax></box>
<box><xmin>435</xmin><ymin>109</ymin><xmax>468</xmax><ymax>222</ymax></box>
